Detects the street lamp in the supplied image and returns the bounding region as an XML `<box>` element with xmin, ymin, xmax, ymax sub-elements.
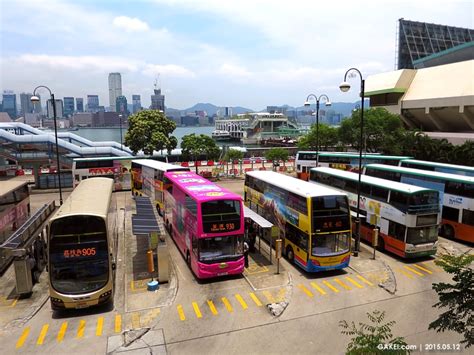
<box><xmin>304</xmin><ymin>94</ymin><xmax>331</xmax><ymax>163</ymax></box>
<box><xmin>31</xmin><ymin>85</ymin><xmax>63</xmax><ymax>205</ymax></box>
<box><xmin>339</xmin><ymin>68</ymin><xmax>365</xmax><ymax>257</ymax></box>
<box><xmin>118</xmin><ymin>114</ymin><xmax>123</xmax><ymax>151</ymax></box>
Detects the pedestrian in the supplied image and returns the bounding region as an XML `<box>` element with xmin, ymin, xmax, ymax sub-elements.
<box><xmin>249</xmin><ymin>222</ymin><xmax>257</xmax><ymax>252</ymax></box>
<box><xmin>243</xmin><ymin>240</ymin><xmax>249</xmax><ymax>268</ymax></box>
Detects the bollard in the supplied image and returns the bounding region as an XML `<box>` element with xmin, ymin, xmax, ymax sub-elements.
<box><xmin>147</xmin><ymin>250</ymin><xmax>155</xmax><ymax>273</ymax></box>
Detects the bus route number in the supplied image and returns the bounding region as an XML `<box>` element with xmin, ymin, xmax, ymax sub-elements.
<box><xmin>64</xmin><ymin>247</ymin><xmax>97</xmax><ymax>258</ymax></box>
<box><xmin>322</xmin><ymin>221</ymin><xmax>343</xmax><ymax>230</ymax></box>
<box><xmin>211</xmin><ymin>223</ymin><xmax>235</xmax><ymax>232</ymax></box>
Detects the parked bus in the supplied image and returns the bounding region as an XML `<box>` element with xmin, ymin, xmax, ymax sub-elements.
<box><xmin>399</xmin><ymin>159</ymin><xmax>474</xmax><ymax>177</ymax></box>
<box><xmin>131</xmin><ymin>160</ymin><xmax>190</xmax><ymax>216</ymax></box>
<box><xmin>296</xmin><ymin>151</ymin><xmax>411</xmax><ymax>180</ymax></box>
<box><xmin>309</xmin><ymin>167</ymin><xmax>440</xmax><ymax>258</ymax></box>
<box><xmin>47</xmin><ymin>178</ymin><xmax>117</xmax><ymax>310</ymax></box>
<box><xmin>245</xmin><ymin>171</ymin><xmax>352</xmax><ymax>271</ymax></box>
<box><xmin>0</xmin><ymin>180</ymin><xmax>30</xmax><ymax>273</ymax></box>
<box><xmin>364</xmin><ymin>164</ymin><xmax>474</xmax><ymax>243</ymax></box>
<box><xmin>163</xmin><ymin>171</ymin><xmax>244</xmax><ymax>279</ymax></box>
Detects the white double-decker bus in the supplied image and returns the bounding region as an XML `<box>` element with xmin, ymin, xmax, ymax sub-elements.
<box><xmin>399</xmin><ymin>159</ymin><xmax>474</xmax><ymax>177</ymax></box>
<box><xmin>309</xmin><ymin>167</ymin><xmax>440</xmax><ymax>258</ymax></box>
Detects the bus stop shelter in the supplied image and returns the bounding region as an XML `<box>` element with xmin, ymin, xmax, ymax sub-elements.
<box><xmin>243</xmin><ymin>206</ymin><xmax>279</xmax><ymax>262</ymax></box>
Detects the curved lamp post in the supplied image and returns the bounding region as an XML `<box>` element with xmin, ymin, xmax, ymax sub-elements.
<box><xmin>119</xmin><ymin>114</ymin><xmax>123</xmax><ymax>151</ymax></box>
<box><xmin>31</xmin><ymin>85</ymin><xmax>63</xmax><ymax>205</ymax></box>
<box><xmin>339</xmin><ymin>68</ymin><xmax>365</xmax><ymax>257</ymax></box>
<box><xmin>304</xmin><ymin>94</ymin><xmax>331</xmax><ymax>163</ymax></box>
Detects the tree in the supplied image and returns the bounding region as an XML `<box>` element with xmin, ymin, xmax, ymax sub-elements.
<box><xmin>297</xmin><ymin>123</ymin><xmax>339</xmax><ymax>151</ymax></box>
<box><xmin>223</xmin><ymin>149</ymin><xmax>244</xmax><ymax>176</ymax></box>
<box><xmin>124</xmin><ymin>110</ymin><xmax>177</xmax><ymax>155</ymax></box>
<box><xmin>181</xmin><ymin>134</ymin><xmax>221</xmax><ymax>172</ymax></box>
<box><xmin>429</xmin><ymin>252</ymin><xmax>474</xmax><ymax>348</ymax></box>
<box><xmin>340</xmin><ymin>310</ymin><xmax>410</xmax><ymax>354</ymax></box>
<box><xmin>265</xmin><ymin>148</ymin><xmax>289</xmax><ymax>171</ymax></box>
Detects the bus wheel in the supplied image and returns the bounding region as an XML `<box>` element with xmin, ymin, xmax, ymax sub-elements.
<box><xmin>286</xmin><ymin>246</ymin><xmax>294</xmax><ymax>264</ymax></box>
<box><xmin>442</xmin><ymin>225</ymin><xmax>455</xmax><ymax>239</ymax></box>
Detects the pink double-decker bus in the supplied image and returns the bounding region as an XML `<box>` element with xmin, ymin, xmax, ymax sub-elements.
<box><xmin>163</xmin><ymin>171</ymin><xmax>245</xmax><ymax>279</ymax></box>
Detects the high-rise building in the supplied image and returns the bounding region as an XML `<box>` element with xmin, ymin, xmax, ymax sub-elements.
<box><xmin>63</xmin><ymin>97</ymin><xmax>75</xmax><ymax>117</ymax></box>
<box><xmin>132</xmin><ymin>95</ymin><xmax>141</xmax><ymax>113</ymax></box>
<box><xmin>87</xmin><ymin>95</ymin><xmax>100</xmax><ymax>112</ymax></box>
<box><xmin>20</xmin><ymin>93</ymin><xmax>34</xmax><ymax>116</ymax></box>
<box><xmin>108</xmin><ymin>73</ymin><xmax>122</xmax><ymax>112</ymax></box>
<box><xmin>47</xmin><ymin>99</ymin><xmax>64</xmax><ymax>118</ymax></box>
<box><xmin>2</xmin><ymin>91</ymin><xmax>17</xmax><ymax>119</ymax></box>
<box><xmin>150</xmin><ymin>81</ymin><xmax>165</xmax><ymax>112</ymax></box>
<box><xmin>396</xmin><ymin>19</ymin><xmax>473</xmax><ymax>69</ymax></box>
<box><xmin>76</xmin><ymin>98</ymin><xmax>84</xmax><ymax>112</ymax></box>
<box><xmin>116</xmin><ymin>96</ymin><xmax>128</xmax><ymax>115</ymax></box>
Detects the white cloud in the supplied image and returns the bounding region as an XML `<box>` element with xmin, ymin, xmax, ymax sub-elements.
<box><xmin>218</xmin><ymin>64</ymin><xmax>252</xmax><ymax>79</ymax></box>
<box><xmin>113</xmin><ymin>16</ymin><xmax>150</xmax><ymax>32</ymax></box>
<box><xmin>142</xmin><ymin>64</ymin><xmax>196</xmax><ymax>78</ymax></box>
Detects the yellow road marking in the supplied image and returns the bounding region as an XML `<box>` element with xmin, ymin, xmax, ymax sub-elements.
<box><xmin>262</xmin><ymin>290</ymin><xmax>275</xmax><ymax>303</ymax></box>
<box><xmin>413</xmin><ymin>264</ymin><xmax>432</xmax><ymax>274</ymax></box>
<box><xmin>57</xmin><ymin>322</ymin><xmax>68</xmax><ymax>343</ymax></box>
<box><xmin>276</xmin><ymin>288</ymin><xmax>286</xmax><ymax>302</ymax></box>
<box><xmin>132</xmin><ymin>313</ymin><xmax>141</xmax><ymax>328</ymax></box>
<box><xmin>422</xmin><ymin>261</ymin><xmax>442</xmax><ymax>272</ymax></box>
<box><xmin>298</xmin><ymin>284</ymin><xmax>314</xmax><ymax>298</ymax></box>
<box><xmin>398</xmin><ymin>268</ymin><xmax>415</xmax><ymax>279</ymax></box>
<box><xmin>334</xmin><ymin>278</ymin><xmax>352</xmax><ymax>291</ymax></box>
<box><xmin>115</xmin><ymin>314</ymin><xmax>122</xmax><ymax>333</ymax></box>
<box><xmin>356</xmin><ymin>275</ymin><xmax>374</xmax><ymax>286</ymax></box>
<box><xmin>404</xmin><ymin>265</ymin><xmax>424</xmax><ymax>276</ymax></box>
<box><xmin>96</xmin><ymin>317</ymin><xmax>104</xmax><ymax>336</ymax></box>
<box><xmin>249</xmin><ymin>292</ymin><xmax>263</xmax><ymax>306</ymax></box>
<box><xmin>36</xmin><ymin>324</ymin><xmax>49</xmax><ymax>345</ymax></box>
<box><xmin>76</xmin><ymin>320</ymin><xmax>86</xmax><ymax>339</ymax></box>
<box><xmin>345</xmin><ymin>277</ymin><xmax>363</xmax><ymax>289</ymax></box>
<box><xmin>221</xmin><ymin>297</ymin><xmax>233</xmax><ymax>312</ymax></box>
<box><xmin>310</xmin><ymin>282</ymin><xmax>327</xmax><ymax>295</ymax></box>
<box><xmin>130</xmin><ymin>281</ymin><xmax>135</xmax><ymax>291</ymax></box>
<box><xmin>177</xmin><ymin>304</ymin><xmax>186</xmax><ymax>321</ymax></box>
<box><xmin>16</xmin><ymin>327</ymin><xmax>30</xmax><ymax>349</ymax></box>
<box><xmin>235</xmin><ymin>294</ymin><xmax>248</xmax><ymax>309</ymax></box>
<box><xmin>10</xmin><ymin>297</ymin><xmax>19</xmax><ymax>308</ymax></box>
<box><xmin>322</xmin><ymin>280</ymin><xmax>340</xmax><ymax>293</ymax></box>
<box><xmin>192</xmin><ymin>302</ymin><xmax>202</xmax><ymax>318</ymax></box>
<box><xmin>207</xmin><ymin>300</ymin><xmax>218</xmax><ymax>315</ymax></box>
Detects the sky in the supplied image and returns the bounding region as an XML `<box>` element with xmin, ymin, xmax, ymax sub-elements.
<box><xmin>1</xmin><ymin>0</ymin><xmax>473</xmax><ymax>111</ymax></box>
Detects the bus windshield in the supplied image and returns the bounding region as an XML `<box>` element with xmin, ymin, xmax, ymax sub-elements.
<box><xmin>406</xmin><ymin>226</ymin><xmax>438</xmax><ymax>245</ymax></box>
<box><xmin>312</xmin><ymin>196</ymin><xmax>350</xmax><ymax>233</ymax></box>
<box><xmin>311</xmin><ymin>233</ymin><xmax>350</xmax><ymax>256</ymax></box>
<box><xmin>199</xmin><ymin>235</ymin><xmax>243</xmax><ymax>262</ymax></box>
<box><xmin>49</xmin><ymin>216</ymin><xmax>109</xmax><ymax>295</ymax></box>
<box><xmin>201</xmin><ymin>200</ymin><xmax>241</xmax><ymax>233</ymax></box>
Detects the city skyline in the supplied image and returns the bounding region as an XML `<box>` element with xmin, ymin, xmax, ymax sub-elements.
<box><xmin>1</xmin><ymin>0</ymin><xmax>472</xmax><ymax>110</ymax></box>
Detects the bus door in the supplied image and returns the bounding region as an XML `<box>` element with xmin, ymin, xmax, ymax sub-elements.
<box><xmin>285</xmin><ymin>224</ymin><xmax>309</xmax><ymax>266</ymax></box>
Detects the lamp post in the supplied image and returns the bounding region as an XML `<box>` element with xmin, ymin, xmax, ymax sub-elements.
<box><xmin>119</xmin><ymin>114</ymin><xmax>123</xmax><ymax>151</ymax></box>
<box><xmin>31</xmin><ymin>85</ymin><xmax>63</xmax><ymax>205</ymax></box>
<box><xmin>304</xmin><ymin>94</ymin><xmax>331</xmax><ymax>163</ymax></box>
<box><xmin>339</xmin><ymin>68</ymin><xmax>365</xmax><ymax>257</ymax></box>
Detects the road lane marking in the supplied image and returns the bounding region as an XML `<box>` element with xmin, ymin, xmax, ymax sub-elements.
<box><xmin>398</xmin><ymin>268</ymin><xmax>415</xmax><ymax>279</ymax></box>
<box><xmin>310</xmin><ymin>282</ymin><xmax>327</xmax><ymax>295</ymax></box>
<box><xmin>96</xmin><ymin>317</ymin><xmax>104</xmax><ymax>336</ymax></box>
<box><xmin>422</xmin><ymin>261</ymin><xmax>442</xmax><ymax>272</ymax></box>
<box><xmin>76</xmin><ymin>320</ymin><xmax>86</xmax><ymax>339</ymax></box>
<box><xmin>249</xmin><ymin>292</ymin><xmax>263</xmax><ymax>306</ymax></box>
<box><xmin>298</xmin><ymin>284</ymin><xmax>314</xmax><ymax>298</ymax></box>
<box><xmin>345</xmin><ymin>277</ymin><xmax>363</xmax><ymax>288</ymax></box>
<box><xmin>192</xmin><ymin>302</ymin><xmax>202</xmax><ymax>318</ymax></box>
<box><xmin>235</xmin><ymin>294</ymin><xmax>248</xmax><ymax>309</ymax></box>
<box><xmin>57</xmin><ymin>322</ymin><xmax>68</xmax><ymax>343</ymax></box>
<box><xmin>404</xmin><ymin>265</ymin><xmax>424</xmax><ymax>276</ymax></box>
<box><xmin>413</xmin><ymin>264</ymin><xmax>432</xmax><ymax>274</ymax></box>
<box><xmin>334</xmin><ymin>278</ymin><xmax>352</xmax><ymax>290</ymax></box>
<box><xmin>132</xmin><ymin>313</ymin><xmax>141</xmax><ymax>328</ymax></box>
<box><xmin>10</xmin><ymin>297</ymin><xmax>19</xmax><ymax>308</ymax></box>
<box><xmin>115</xmin><ymin>314</ymin><xmax>122</xmax><ymax>333</ymax></box>
<box><xmin>177</xmin><ymin>305</ymin><xmax>186</xmax><ymax>321</ymax></box>
<box><xmin>262</xmin><ymin>290</ymin><xmax>275</xmax><ymax>303</ymax></box>
<box><xmin>16</xmin><ymin>327</ymin><xmax>30</xmax><ymax>349</ymax></box>
<box><xmin>36</xmin><ymin>324</ymin><xmax>49</xmax><ymax>345</ymax></box>
<box><xmin>207</xmin><ymin>300</ymin><xmax>218</xmax><ymax>315</ymax></box>
<box><xmin>322</xmin><ymin>280</ymin><xmax>340</xmax><ymax>293</ymax></box>
<box><xmin>277</xmin><ymin>288</ymin><xmax>286</xmax><ymax>302</ymax></box>
<box><xmin>221</xmin><ymin>297</ymin><xmax>233</xmax><ymax>313</ymax></box>
<box><xmin>356</xmin><ymin>275</ymin><xmax>374</xmax><ymax>286</ymax></box>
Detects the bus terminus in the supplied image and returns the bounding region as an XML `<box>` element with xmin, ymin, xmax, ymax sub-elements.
<box><xmin>365</xmin><ymin>164</ymin><xmax>474</xmax><ymax>243</ymax></box>
<box><xmin>0</xmin><ymin>180</ymin><xmax>30</xmax><ymax>273</ymax></box>
<box><xmin>163</xmin><ymin>171</ymin><xmax>245</xmax><ymax>279</ymax></box>
<box><xmin>295</xmin><ymin>151</ymin><xmax>411</xmax><ymax>181</ymax></box>
<box><xmin>48</xmin><ymin>178</ymin><xmax>117</xmax><ymax>310</ymax></box>
<box><xmin>244</xmin><ymin>171</ymin><xmax>352</xmax><ymax>271</ymax></box>
<box><xmin>131</xmin><ymin>160</ymin><xmax>190</xmax><ymax>216</ymax></box>
<box><xmin>310</xmin><ymin>167</ymin><xmax>441</xmax><ymax>258</ymax></box>
<box><xmin>400</xmin><ymin>159</ymin><xmax>474</xmax><ymax>177</ymax></box>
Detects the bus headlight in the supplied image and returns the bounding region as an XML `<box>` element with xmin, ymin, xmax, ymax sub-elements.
<box><xmin>405</xmin><ymin>244</ymin><xmax>416</xmax><ymax>252</ymax></box>
<box><xmin>99</xmin><ymin>290</ymin><xmax>113</xmax><ymax>303</ymax></box>
<box><xmin>50</xmin><ymin>297</ymin><xmax>65</xmax><ymax>308</ymax></box>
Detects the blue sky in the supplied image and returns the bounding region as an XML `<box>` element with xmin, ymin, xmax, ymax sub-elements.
<box><xmin>1</xmin><ymin>0</ymin><xmax>473</xmax><ymax>110</ymax></box>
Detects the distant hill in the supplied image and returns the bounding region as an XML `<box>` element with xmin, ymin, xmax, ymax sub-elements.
<box><xmin>261</xmin><ymin>100</ymin><xmax>369</xmax><ymax>118</ymax></box>
<box><xmin>168</xmin><ymin>103</ymin><xmax>254</xmax><ymax>116</ymax></box>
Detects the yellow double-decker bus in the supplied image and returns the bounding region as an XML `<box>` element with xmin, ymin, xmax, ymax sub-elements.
<box><xmin>47</xmin><ymin>178</ymin><xmax>117</xmax><ymax>310</ymax></box>
<box><xmin>244</xmin><ymin>171</ymin><xmax>351</xmax><ymax>272</ymax></box>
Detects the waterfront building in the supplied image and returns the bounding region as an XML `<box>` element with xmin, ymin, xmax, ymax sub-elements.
<box><xmin>86</xmin><ymin>95</ymin><xmax>100</xmax><ymax>112</ymax></box>
<box><xmin>116</xmin><ymin>95</ymin><xmax>128</xmax><ymax>115</ymax></box>
<box><xmin>2</xmin><ymin>91</ymin><xmax>17</xmax><ymax>119</ymax></box>
<box><xmin>63</xmin><ymin>97</ymin><xmax>75</xmax><ymax>117</ymax></box>
<box><xmin>72</xmin><ymin>112</ymin><xmax>93</xmax><ymax>127</ymax></box>
<box><xmin>92</xmin><ymin>111</ymin><xmax>120</xmax><ymax>127</ymax></box>
<box><xmin>46</xmin><ymin>99</ymin><xmax>64</xmax><ymax>118</ymax></box>
<box><xmin>76</xmin><ymin>97</ymin><xmax>84</xmax><ymax>112</ymax></box>
<box><xmin>132</xmin><ymin>94</ymin><xmax>141</xmax><ymax>113</ymax></box>
<box><xmin>397</xmin><ymin>19</ymin><xmax>473</xmax><ymax>70</ymax></box>
<box><xmin>25</xmin><ymin>113</ymin><xmax>41</xmax><ymax>127</ymax></box>
<box><xmin>108</xmin><ymin>72</ymin><xmax>122</xmax><ymax>112</ymax></box>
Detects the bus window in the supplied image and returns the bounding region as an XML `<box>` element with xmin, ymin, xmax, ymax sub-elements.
<box><xmin>198</xmin><ymin>236</ymin><xmax>238</xmax><ymax>262</ymax></box>
<box><xmin>312</xmin><ymin>233</ymin><xmax>349</xmax><ymax>256</ymax></box>
<box><xmin>406</xmin><ymin>226</ymin><xmax>438</xmax><ymax>244</ymax></box>
<box><xmin>201</xmin><ymin>200</ymin><xmax>241</xmax><ymax>233</ymax></box>
<box><xmin>390</xmin><ymin>191</ymin><xmax>408</xmax><ymax>212</ymax></box>
<box><xmin>462</xmin><ymin>209</ymin><xmax>474</xmax><ymax>226</ymax></box>
<box><xmin>442</xmin><ymin>206</ymin><xmax>459</xmax><ymax>222</ymax></box>
<box><xmin>388</xmin><ymin>221</ymin><xmax>406</xmax><ymax>241</ymax></box>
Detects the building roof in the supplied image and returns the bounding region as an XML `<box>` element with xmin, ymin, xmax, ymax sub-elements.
<box><xmin>0</xmin><ymin>112</ymin><xmax>12</xmax><ymax>122</ymax></box>
<box><xmin>365</xmin><ymin>69</ymin><xmax>416</xmax><ymax>96</ymax></box>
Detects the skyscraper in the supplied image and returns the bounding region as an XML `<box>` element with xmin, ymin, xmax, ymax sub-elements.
<box><xmin>108</xmin><ymin>73</ymin><xmax>122</xmax><ymax>112</ymax></box>
<box><xmin>76</xmin><ymin>98</ymin><xmax>84</xmax><ymax>112</ymax></box>
<box><xmin>132</xmin><ymin>95</ymin><xmax>141</xmax><ymax>113</ymax></box>
<box><xmin>47</xmin><ymin>99</ymin><xmax>64</xmax><ymax>118</ymax></box>
<box><xmin>87</xmin><ymin>95</ymin><xmax>100</xmax><ymax>112</ymax></box>
<box><xmin>150</xmin><ymin>86</ymin><xmax>165</xmax><ymax>112</ymax></box>
<box><xmin>116</xmin><ymin>96</ymin><xmax>128</xmax><ymax>115</ymax></box>
<box><xmin>2</xmin><ymin>91</ymin><xmax>17</xmax><ymax>119</ymax></box>
<box><xmin>20</xmin><ymin>93</ymin><xmax>34</xmax><ymax>116</ymax></box>
<box><xmin>63</xmin><ymin>97</ymin><xmax>75</xmax><ymax>117</ymax></box>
